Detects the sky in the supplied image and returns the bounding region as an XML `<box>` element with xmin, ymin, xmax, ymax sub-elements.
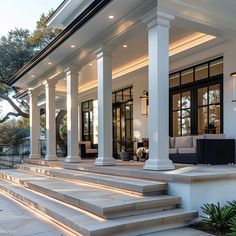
<box><xmin>0</xmin><ymin>0</ymin><xmax>62</xmax><ymax>117</ymax></box>
<box><xmin>0</xmin><ymin>0</ymin><xmax>63</xmax><ymax>37</ymax></box>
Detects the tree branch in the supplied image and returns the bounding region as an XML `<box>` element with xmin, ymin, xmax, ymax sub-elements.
<box><xmin>0</xmin><ymin>94</ymin><xmax>29</xmax><ymax>118</ymax></box>
<box><xmin>0</xmin><ymin>112</ymin><xmax>22</xmax><ymax>123</ymax></box>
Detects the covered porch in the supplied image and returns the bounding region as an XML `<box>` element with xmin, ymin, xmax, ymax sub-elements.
<box><xmin>10</xmin><ymin>0</ymin><xmax>236</xmax><ymax>170</ymax></box>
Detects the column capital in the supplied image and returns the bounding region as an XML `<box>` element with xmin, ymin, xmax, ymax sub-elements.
<box><xmin>93</xmin><ymin>45</ymin><xmax>113</xmax><ymax>59</ymax></box>
<box><xmin>64</xmin><ymin>64</ymin><xmax>80</xmax><ymax>76</ymax></box>
<box><xmin>28</xmin><ymin>88</ymin><xmax>37</xmax><ymax>98</ymax></box>
<box><xmin>43</xmin><ymin>79</ymin><xmax>57</xmax><ymax>89</ymax></box>
<box><xmin>143</xmin><ymin>7</ymin><xmax>175</xmax><ymax>29</ymax></box>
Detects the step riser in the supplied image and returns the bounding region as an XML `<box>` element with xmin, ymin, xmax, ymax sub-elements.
<box><xmin>16</xmin><ymin>165</ymin><xmax>167</xmax><ymax>196</ymax></box>
<box><xmin>0</xmin><ymin>183</ymin><xmax>197</xmax><ymax>236</ymax></box>
<box><xmin>0</xmin><ymin>173</ymin><xmax>180</xmax><ymax>219</ymax></box>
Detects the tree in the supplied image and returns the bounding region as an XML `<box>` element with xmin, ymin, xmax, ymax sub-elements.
<box><xmin>0</xmin><ymin>11</ymin><xmax>66</xmax><ymax>153</ymax></box>
<box><xmin>0</xmin><ymin>11</ymin><xmax>61</xmax><ymax>123</ymax></box>
<box><xmin>28</xmin><ymin>11</ymin><xmax>61</xmax><ymax>51</ymax></box>
<box><xmin>0</xmin><ymin>118</ymin><xmax>30</xmax><ymax>146</ymax></box>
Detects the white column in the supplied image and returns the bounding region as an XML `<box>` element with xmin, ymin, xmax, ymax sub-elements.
<box><xmin>144</xmin><ymin>9</ymin><xmax>175</xmax><ymax>170</ymax></box>
<box><xmin>64</xmin><ymin>67</ymin><xmax>81</xmax><ymax>163</ymax></box>
<box><xmin>28</xmin><ymin>90</ymin><xmax>40</xmax><ymax>159</ymax></box>
<box><xmin>94</xmin><ymin>46</ymin><xmax>115</xmax><ymax>166</ymax></box>
<box><xmin>44</xmin><ymin>80</ymin><xmax>57</xmax><ymax>161</ymax></box>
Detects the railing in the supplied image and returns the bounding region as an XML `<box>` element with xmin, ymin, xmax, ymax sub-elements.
<box><xmin>0</xmin><ymin>140</ymin><xmax>30</xmax><ymax>169</ymax></box>
<box><xmin>39</xmin><ymin>139</ymin><xmax>67</xmax><ymax>157</ymax></box>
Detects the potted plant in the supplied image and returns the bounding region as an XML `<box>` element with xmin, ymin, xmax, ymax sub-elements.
<box><xmin>116</xmin><ymin>137</ymin><xmax>137</xmax><ymax>161</ymax></box>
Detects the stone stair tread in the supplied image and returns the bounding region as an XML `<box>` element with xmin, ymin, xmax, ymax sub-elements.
<box><xmin>16</xmin><ymin>164</ymin><xmax>167</xmax><ymax>194</ymax></box>
<box><xmin>0</xmin><ymin>169</ymin><xmax>180</xmax><ymax>219</ymax></box>
<box><xmin>0</xmin><ymin>179</ymin><xmax>198</xmax><ymax>236</ymax></box>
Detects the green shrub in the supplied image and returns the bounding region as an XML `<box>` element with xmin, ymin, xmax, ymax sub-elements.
<box><xmin>228</xmin><ymin>201</ymin><xmax>236</xmax><ymax>213</ymax></box>
<box><xmin>201</xmin><ymin>202</ymin><xmax>235</xmax><ymax>233</ymax></box>
<box><xmin>228</xmin><ymin>217</ymin><xmax>236</xmax><ymax>236</ymax></box>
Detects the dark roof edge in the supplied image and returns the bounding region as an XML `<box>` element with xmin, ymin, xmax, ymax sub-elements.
<box><xmin>45</xmin><ymin>0</ymin><xmax>68</xmax><ymax>25</ymax></box>
<box><xmin>8</xmin><ymin>0</ymin><xmax>113</xmax><ymax>86</ymax></box>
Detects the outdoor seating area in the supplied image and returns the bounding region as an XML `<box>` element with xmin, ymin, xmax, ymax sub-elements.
<box><xmin>169</xmin><ymin>134</ymin><xmax>235</xmax><ymax>165</ymax></box>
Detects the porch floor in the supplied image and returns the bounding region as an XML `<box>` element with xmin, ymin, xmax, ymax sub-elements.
<box><xmin>24</xmin><ymin>158</ymin><xmax>236</xmax><ymax>184</ymax></box>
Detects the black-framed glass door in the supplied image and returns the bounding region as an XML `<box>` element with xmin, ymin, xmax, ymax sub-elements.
<box><xmin>170</xmin><ymin>79</ymin><xmax>223</xmax><ymax>136</ymax></box>
<box><xmin>113</xmin><ymin>102</ymin><xmax>133</xmax><ymax>158</ymax></box>
<box><xmin>169</xmin><ymin>57</ymin><xmax>223</xmax><ymax>136</ymax></box>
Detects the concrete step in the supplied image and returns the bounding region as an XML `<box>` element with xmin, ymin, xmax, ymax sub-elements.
<box><xmin>16</xmin><ymin>164</ymin><xmax>167</xmax><ymax>195</ymax></box>
<box><xmin>0</xmin><ymin>169</ymin><xmax>180</xmax><ymax>219</ymax></box>
<box><xmin>0</xmin><ymin>179</ymin><xmax>198</xmax><ymax>236</ymax></box>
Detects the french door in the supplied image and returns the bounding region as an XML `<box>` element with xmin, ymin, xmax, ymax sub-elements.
<box><xmin>170</xmin><ymin>80</ymin><xmax>223</xmax><ymax>136</ymax></box>
<box><xmin>113</xmin><ymin>102</ymin><xmax>133</xmax><ymax>158</ymax></box>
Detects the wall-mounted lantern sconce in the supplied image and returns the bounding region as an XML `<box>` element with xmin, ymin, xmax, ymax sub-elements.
<box><xmin>140</xmin><ymin>90</ymin><xmax>148</xmax><ymax>116</ymax></box>
<box><xmin>230</xmin><ymin>72</ymin><xmax>236</xmax><ymax>78</ymax></box>
<box><xmin>230</xmin><ymin>72</ymin><xmax>236</xmax><ymax>102</ymax></box>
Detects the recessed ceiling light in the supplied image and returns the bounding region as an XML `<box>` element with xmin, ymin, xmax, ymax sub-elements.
<box><xmin>48</xmin><ymin>62</ymin><xmax>52</xmax><ymax>65</ymax></box>
<box><xmin>108</xmin><ymin>15</ymin><xmax>114</xmax><ymax>19</ymax></box>
<box><xmin>123</xmin><ymin>45</ymin><xmax>128</xmax><ymax>48</ymax></box>
<box><xmin>89</xmin><ymin>63</ymin><xmax>93</xmax><ymax>66</ymax></box>
<box><xmin>31</xmin><ymin>75</ymin><xmax>35</xmax><ymax>78</ymax></box>
<box><xmin>70</xmin><ymin>45</ymin><xmax>76</xmax><ymax>48</ymax></box>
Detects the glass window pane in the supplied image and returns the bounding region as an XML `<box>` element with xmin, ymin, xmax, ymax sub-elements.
<box><xmin>181</xmin><ymin>69</ymin><xmax>193</xmax><ymax>85</ymax></box>
<box><xmin>182</xmin><ymin>109</ymin><xmax>191</xmax><ymax>136</ymax></box>
<box><xmin>116</xmin><ymin>91</ymin><xmax>122</xmax><ymax>102</ymax></box>
<box><xmin>123</xmin><ymin>88</ymin><xmax>131</xmax><ymax>101</ymax></box>
<box><xmin>195</xmin><ymin>63</ymin><xmax>208</xmax><ymax>81</ymax></box>
<box><xmin>209</xmin><ymin>105</ymin><xmax>221</xmax><ymax>134</ymax></box>
<box><xmin>125</xmin><ymin>106</ymin><xmax>131</xmax><ymax>119</ymax></box>
<box><xmin>198</xmin><ymin>107</ymin><xmax>208</xmax><ymax>134</ymax></box>
<box><xmin>198</xmin><ymin>87</ymin><xmax>208</xmax><ymax>106</ymax></box>
<box><xmin>182</xmin><ymin>91</ymin><xmax>191</xmax><ymax>109</ymax></box>
<box><xmin>172</xmin><ymin>94</ymin><xmax>181</xmax><ymax>110</ymax></box>
<box><xmin>170</xmin><ymin>73</ymin><xmax>180</xmax><ymax>88</ymax></box>
<box><xmin>112</xmin><ymin>93</ymin><xmax>116</xmax><ymax>103</ymax></box>
<box><xmin>83</xmin><ymin>102</ymin><xmax>88</xmax><ymax>110</ymax></box>
<box><xmin>209</xmin><ymin>84</ymin><xmax>220</xmax><ymax>104</ymax></box>
<box><xmin>83</xmin><ymin>112</ymin><xmax>89</xmax><ymax>134</ymax></box>
<box><xmin>210</xmin><ymin>59</ymin><xmax>223</xmax><ymax>77</ymax></box>
<box><xmin>173</xmin><ymin>111</ymin><xmax>181</xmax><ymax>136</ymax></box>
<box><xmin>89</xmin><ymin>100</ymin><xmax>93</xmax><ymax>109</ymax></box>
<box><xmin>130</xmin><ymin>87</ymin><xmax>133</xmax><ymax>99</ymax></box>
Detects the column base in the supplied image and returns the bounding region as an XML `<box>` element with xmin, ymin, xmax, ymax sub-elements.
<box><xmin>143</xmin><ymin>158</ymin><xmax>174</xmax><ymax>171</ymax></box>
<box><xmin>45</xmin><ymin>155</ymin><xmax>58</xmax><ymax>161</ymax></box>
<box><xmin>29</xmin><ymin>154</ymin><xmax>41</xmax><ymax>159</ymax></box>
<box><xmin>65</xmin><ymin>156</ymin><xmax>81</xmax><ymax>163</ymax></box>
<box><xmin>95</xmin><ymin>157</ymin><xmax>116</xmax><ymax>166</ymax></box>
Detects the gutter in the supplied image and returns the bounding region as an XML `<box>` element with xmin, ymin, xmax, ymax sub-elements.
<box><xmin>8</xmin><ymin>0</ymin><xmax>113</xmax><ymax>86</ymax></box>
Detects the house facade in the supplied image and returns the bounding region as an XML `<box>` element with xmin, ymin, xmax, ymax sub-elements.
<box><xmin>9</xmin><ymin>0</ymin><xmax>236</xmax><ymax>170</ymax></box>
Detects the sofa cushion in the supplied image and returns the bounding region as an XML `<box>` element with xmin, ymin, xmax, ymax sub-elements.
<box><xmin>169</xmin><ymin>148</ymin><xmax>178</xmax><ymax>154</ymax></box>
<box><xmin>204</xmin><ymin>134</ymin><xmax>225</xmax><ymax>139</ymax></box>
<box><xmin>169</xmin><ymin>137</ymin><xmax>175</xmax><ymax>148</ymax></box>
<box><xmin>86</xmin><ymin>148</ymin><xmax>97</xmax><ymax>154</ymax></box>
<box><xmin>175</xmin><ymin>136</ymin><xmax>193</xmax><ymax>148</ymax></box>
<box><xmin>79</xmin><ymin>141</ymin><xmax>91</xmax><ymax>149</ymax></box>
<box><xmin>178</xmin><ymin>147</ymin><xmax>196</xmax><ymax>154</ymax></box>
<box><xmin>193</xmin><ymin>135</ymin><xmax>204</xmax><ymax>148</ymax></box>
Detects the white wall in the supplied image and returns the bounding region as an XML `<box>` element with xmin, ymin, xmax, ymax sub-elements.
<box><xmin>169</xmin><ymin>179</ymin><xmax>236</xmax><ymax>215</ymax></box>
<box><xmin>79</xmin><ymin>67</ymin><xmax>149</xmax><ymax>142</ymax></box>
<box><xmin>170</xmin><ymin>40</ymin><xmax>236</xmax><ymax>140</ymax></box>
<box><xmin>223</xmin><ymin>41</ymin><xmax>236</xmax><ymax>139</ymax></box>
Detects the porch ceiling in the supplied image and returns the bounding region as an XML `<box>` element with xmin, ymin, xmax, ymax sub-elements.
<box><xmin>12</xmin><ymin>0</ymin><xmax>233</xmax><ymax>92</ymax></box>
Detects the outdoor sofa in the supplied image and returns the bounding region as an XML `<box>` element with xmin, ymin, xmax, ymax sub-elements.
<box><xmin>79</xmin><ymin>141</ymin><xmax>98</xmax><ymax>158</ymax></box>
<box><xmin>169</xmin><ymin>134</ymin><xmax>235</xmax><ymax>165</ymax></box>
